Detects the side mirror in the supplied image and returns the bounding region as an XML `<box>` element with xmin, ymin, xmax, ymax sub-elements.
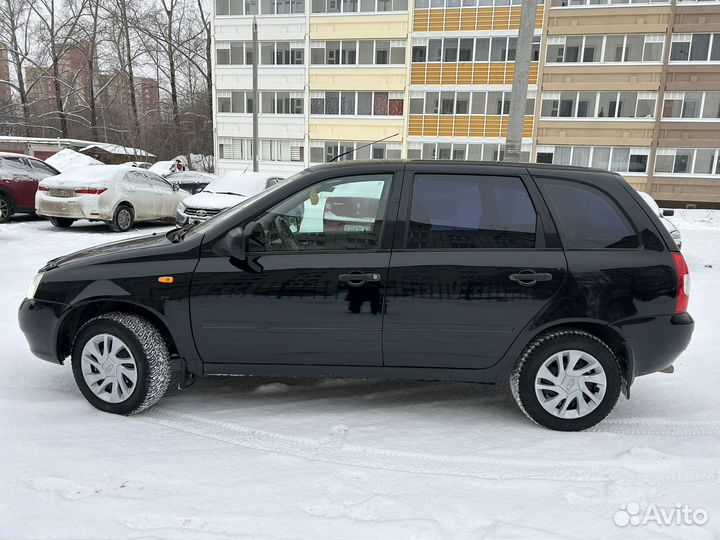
<box><xmin>663</xmin><ymin>209</ymin><xmax>675</xmax><ymax>217</ymax></box>
<box><xmin>171</xmin><ymin>183</ymin><xmax>180</xmax><ymax>192</ymax></box>
<box><xmin>212</xmin><ymin>226</ymin><xmax>245</xmax><ymax>260</ymax></box>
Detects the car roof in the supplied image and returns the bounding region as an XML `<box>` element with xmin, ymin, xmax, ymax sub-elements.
<box><xmin>0</xmin><ymin>151</ymin><xmax>34</xmax><ymax>159</ymax></box>
<box><xmin>305</xmin><ymin>159</ymin><xmax>621</xmax><ymax>177</ymax></box>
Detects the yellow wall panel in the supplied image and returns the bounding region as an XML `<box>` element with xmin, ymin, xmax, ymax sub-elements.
<box><xmin>408</xmin><ymin>115</ymin><xmax>423</xmax><ymax>136</ymax></box>
<box><xmin>429</xmin><ymin>11</ymin><xmax>444</xmax><ymax>31</ymax></box>
<box><xmin>423</xmin><ymin>116</ymin><xmax>439</xmax><ymax>137</ymax></box>
<box><xmin>457</xmin><ymin>64</ymin><xmax>473</xmax><ymax>84</ymax></box>
<box><xmin>413</xmin><ymin>9</ymin><xmax>430</xmax><ymax>32</ymax></box>
<box><xmin>310</xmin><ymin>14</ymin><xmax>408</xmax><ymax>39</ymax></box>
<box><xmin>460</xmin><ymin>8</ymin><xmax>477</xmax><ymax>31</ymax></box>
<box><xmin>310</xmin><ymin>67</ymin><xmax>406</xmax><ymax>91</ymax></box>
<box><xmin>438</xmin><ymin>117</ymin><xmax>454</xmax><ymax>137</ymax></box>
<box><xmin>309</xmin><ymin>117</ymin><xmax>404</xmax><ymax>141</ymax></box>
<box><xmin>493</xmin><ymin>7</ymin><xmax>511</xmax><ymax>29</ymax></box>
<box><xmin>489</xmin><ymin>63</ymin><xmax>506</xmax><ymax>84</ymax></box>
<box><xmin>469</xmin><ymin>116</ymin><xmax>485</xmax><ymax>137</ymax></box>
<box><xmin>523</xmin><ymin>116</ymin><xmax>534</xmax><ymax>138</ymax></box>
<box><xmin>477</xmin><ymin>8</ymin><xmax>493</xmax><ymax>30</ymax></box>
<box><xmin>485</xmin><ymin>115</ymin><xmax>502</xmax><ymax>138</ymax></box>
<box><xmin>444</xmin><ymin>8</ymin><xmax>461</xmax><ymax>31</ymax></box>
<box><xmin>441</xmin><ymin>64</ymin><xmax>458</xmax><ymax>84</ymax></box>
<box><xmin>454</xmin><ymin>116</ymin><xmax>470</xmax><ymax>137</ymax></box>
<box><xmin>504</xmin><ymin>63</ymin><xmax>515</xmax><ymax>85</ymax></box>
<box><xmin>411</xmin><ymin>64</ymin><xmax>427</xmax><ymax>85</ymax></box>
<box><xmin>473</xmin><ymin>63</ymin><xmax>489</xmax><ymax>84</ymax></box>
<box><xmin>425</xmin><ymin>63</ymin><xmax>442</xmax><ymax>84</ymax></box>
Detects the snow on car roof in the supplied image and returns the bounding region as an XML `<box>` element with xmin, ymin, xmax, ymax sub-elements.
<box><xmin>40</xmin><ymin>164</ymin><xmax>132</xmax><ymax>186</ymax></box>
<box><xmin>204</xmin><ymin>172</ymin><xmax>282</xmax><ymax>197</ymax></box>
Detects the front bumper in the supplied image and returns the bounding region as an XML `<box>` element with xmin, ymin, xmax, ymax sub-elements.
<box><xmin>18</xmin><ymin>298</ymin><xmax>69</xmax><ymax>363</ymax></box>
<box><xmin>176</xmin><ymin>208</ymin><xmax>213</xmax><ymax>228</ymax></box>
<box><xmin>617</xmin><ymin>312</ymin><xmax>694</xmax><ymax>383</ymax></box>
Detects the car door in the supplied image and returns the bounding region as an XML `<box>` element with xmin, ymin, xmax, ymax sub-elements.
<box><xmin>1</xmin><ymin>157</ymin><xmax>36</xmax><ymax>209</ymax></box>
<box><xmin>124</xmin><ymin>171</ymin><xmax>156</xmax><ymax>220</ymax></box>
<box><xmin>190</xmin><ymin>170</ymin><xmax>402</xmax><ymax>367</ymax></box>
<box><xmin>382</xmin><ymin>165</ymin><xmax>567</xmax><ymax>370</ymax></box>
<box><xmin>145</xmin><ymin>172</ymin><xmax>177</xmax><ymax>218</ymax></box>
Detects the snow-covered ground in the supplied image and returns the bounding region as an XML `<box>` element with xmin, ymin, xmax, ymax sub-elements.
<box><xmin>1</xmin><ymin>212</ymin><xmax>719</xmax><ymax>540</ymax></box>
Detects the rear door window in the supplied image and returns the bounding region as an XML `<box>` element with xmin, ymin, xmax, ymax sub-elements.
<box><xmin>536</xmin><ymin>177</ymin><xmax>639</xmax><ymax>249</ymax></box>
<box><xmin>406</xmin><ymin>174</ymin><xmax>537</xmax><ymax>249</ymax></box>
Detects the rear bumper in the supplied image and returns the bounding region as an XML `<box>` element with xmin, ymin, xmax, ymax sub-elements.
<box><xmin>18</xmin><ymin>298</ymin><xmax>68</xmax><ymax>363</ymax></box>
<box><xmin>36</xmin><ymin>193</ymin><xmax>104</xmax><ymax>220</ymax></box>
<box><xmin>616</xmin><ymin>312</ymin><xmax>694</xmax><ymax>382</ymax></box>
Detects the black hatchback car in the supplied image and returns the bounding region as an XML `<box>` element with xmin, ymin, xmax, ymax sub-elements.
<box><xmin>18</xmin><ymin>161</ymin><xmax>693</xmax><ymax>430</ymax></box>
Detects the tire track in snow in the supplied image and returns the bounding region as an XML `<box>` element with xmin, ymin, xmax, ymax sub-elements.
<box><xmin>139</xmin><ymin>408</ymin><xmax>720</xmax><ymax>483</ymax></box>
<box><xmin>592</xmin><ymin>418</ymin><xmax>720</xmax><ymax>436</ymax></box>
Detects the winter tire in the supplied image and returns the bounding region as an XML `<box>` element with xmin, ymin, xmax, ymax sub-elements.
<box><xmin>0</xmin><ymin>193</ymin><xmax>12</xmax><ymax>223</ymax></box>
<box><xmin>511</xmin><ymin>329</ymin><xmax>621</xmax><ymax>431</ymax></box>
<box><xmin>71</xmin><ymin>312</ymin><xmax>171</xmax><ymax>415</ymax></box>
<box><xmin>110</xmin><ymin>204</ymin><xmax>134</xmax><ymax>232</ymax></box>
<box><xmin>50</xmin><ymin>217</ymin><xmax>75</xmax><ymax>228</ymax></box>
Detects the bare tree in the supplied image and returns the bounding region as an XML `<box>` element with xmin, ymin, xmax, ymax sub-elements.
<box><xmin>0</xmin><ymin>0</ymin><xmax>34</xmax><ymax>135</ymax></box>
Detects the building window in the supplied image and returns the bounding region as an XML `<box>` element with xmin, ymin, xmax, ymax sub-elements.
<box><xmin>536</xmin><ymin>146</ymin><xmax>650</xmax><ymax>173</ymax></box>
<box><xmin>662</xmin><ymin>91</ymin><xmax>720</xmax><ymax>119</ymax></box>
<box><xmin>218</xmin><ymin>138</ymin><xmax>304</xmax><ymax>161</ymax></box>
<box><xmin>216</xmin><ymin>41</ymin><xmax>303</xmax><ymax>65</ymax></box>
<box><xmin>312</xmin><ymin>0</ymin><xmax>407</xmax><ymax>12</ymax></box>
<box><xmin>411</xmin><ymin>36</ymin><xmax>539</xmax><ymax>64</ymax></box>
<box><xmin>308</xmin><ymin>91</ymin><xmax>403</xmax><ymax>116</ymax></box>
<box><xmin>655</xmin><ymin>148</ymin><xmax>720</xmax><ymax>175</ymax></box>
<box><xmin>550</xmin><ymin>0</ymin><xmax>667</xmax><ymax>6</ymax></box>
<box><xmin>217</xmin><ymin>91</ymin><xmax>304</xmax><ymax>114</ymax></box>
<box><xmin>216</xmin><ymin>0</ymin><xmax>304</xmax><ymax>13</ymax></box>
<box><xmin>309</xmin><ymin>141</ymin><xmax>402</xmax><ymax>162</ymax></box>
<box><xmin>540</xmin><ymin>91</ymin><xmax>656</xmax><ymax>119</ymax></box>
<box><xmin>671</xmin><ymin>33</ymin><xmax>720</xmax><ymax>62</ymax></box>
<box><xmin>310</xmin><ymin>40</ymin><xmax>405</xmax><ymax>65</ymax></box>
<box><xmin>546</xmin><ymin>34</ymin><xmax>664</xmax><ymax>64</ymax></box>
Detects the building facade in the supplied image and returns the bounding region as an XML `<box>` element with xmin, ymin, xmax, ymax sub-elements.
<box><xmin>213</xmin><ymin>0</ymin><xmax>720</xmax><ymax>206</ymax></box>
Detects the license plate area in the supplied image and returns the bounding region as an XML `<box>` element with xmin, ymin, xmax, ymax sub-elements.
<box><xmin>50</xmin><ymin>189</ymin><xmax>74</xmax><ymax>198</ymax></box>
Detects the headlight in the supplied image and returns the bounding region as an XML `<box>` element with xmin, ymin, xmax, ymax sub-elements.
<box><xmin>27</xmin><ymin>272</ymin><xmax>44</xmax><ymax>300</ymax></box>
<box><xmin>177</xmin><ymin>202</ymin><xmax>186</xmax><ymax>213</ymax></box>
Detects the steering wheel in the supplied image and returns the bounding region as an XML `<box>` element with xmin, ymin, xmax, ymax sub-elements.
<box><xmin>274</xmin><ymin>216</ymin><xmax>298</xmax><ymax>250</ymax></box>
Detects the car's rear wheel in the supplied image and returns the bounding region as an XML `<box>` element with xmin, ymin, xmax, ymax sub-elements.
<box><xmin>49</xmin><ymin>217</ymin><xmax>75</xmax><ymax>228</ymax></box>
<box><xmin>71</xmin><ymin>312</ymin><xmax>171</xmax><ymax>414</ymax></box>
<box><xmin>0</xmin><ymin>193</ymin><xmax>12</xmax><ymax>223</ymax></box>
<box><xmin>511</xmin><ymin>329</ymin><xmax>621</xmax><ymax>431</ymax></box>
<box><xmin>109</xmin><ymin>204</ymin><xmax>134</xmax><ymax>232</ymax></box>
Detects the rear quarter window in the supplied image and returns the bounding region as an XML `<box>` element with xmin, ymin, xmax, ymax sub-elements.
<box><xmin>536</xmin><ymin>177</ymin><xmax>639</xmax><ymax>249</ymax></box>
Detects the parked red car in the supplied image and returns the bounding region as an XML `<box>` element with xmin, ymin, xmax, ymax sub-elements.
<box><xmin>0</xmin><ymin>152</ymin><xmax>60</xmax><ymax>223</ymax></box>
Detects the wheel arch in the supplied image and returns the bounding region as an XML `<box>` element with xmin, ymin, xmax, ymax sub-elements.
<box><xmin>499</xmin><ymin>319</ymin><xmax>634</xmax><ymax>392</ymax></box>
<box><xmin>57</xmin><ymin>299</ymin><xmax>178</xmax><ymax>361</ymax></box>
<box><xmin>0</xmin><ymin>187</ymin><xmax>16</xmax><ymax>207</ymax></box>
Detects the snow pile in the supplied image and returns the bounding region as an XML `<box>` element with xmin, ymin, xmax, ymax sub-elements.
<box><xmin>46</xmin><ymin>148</ymin><xmax>103</xmax><ymax>172</ymax></box>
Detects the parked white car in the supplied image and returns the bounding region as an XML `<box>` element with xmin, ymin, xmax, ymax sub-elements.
<box><xmin>36</xmin><ymin>165</ymin><xmax>189</xmax><ymax>232</ymax></box>
<box><xmin>176</xmin><ymin>172</ymin><xmax>284</xmax><ymax>227</ymax></box>
<box><xmin>638</xmin><ymin>191</ymin><xmax>682</xmax><ymax>250</ymax></box>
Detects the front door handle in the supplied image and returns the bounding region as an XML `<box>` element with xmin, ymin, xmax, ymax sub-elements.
<box><xmin>339</xmin><ymin>273</ymin><xmax>381</xmax><ymax>287</ymax></box>
<box><xmin>509</xmin><ymin>271</ymin><xmax>553</xmax><ymax>286</ymax></box>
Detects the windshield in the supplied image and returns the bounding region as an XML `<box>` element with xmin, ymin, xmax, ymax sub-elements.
<box><xmin>183</xmin><ymin>170</ymin><xmax>310</xmax><ymax>237</ymax></box>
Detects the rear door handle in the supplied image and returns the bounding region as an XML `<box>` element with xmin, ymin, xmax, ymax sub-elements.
<box><xmin>509</xmin><ymin>271</ymin><xmax>553</xmax><ymax>286</ymax></box>
<box><xmin>339</xmin><ymin>273</ymin><xmax>381</xmax><ymax>286</ymax></box>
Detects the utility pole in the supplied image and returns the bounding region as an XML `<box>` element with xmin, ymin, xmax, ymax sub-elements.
<box><xmin>252</xmin><ymin>16</ymin><xmax>259</xmax><ymax>172</ymax></box>
<box><xmin>504</xmin><ymin>0</ymin><xmax>538</xmax><ymax>163</ymax></box>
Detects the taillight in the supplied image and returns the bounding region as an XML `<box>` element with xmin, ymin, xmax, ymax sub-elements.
<box><xmin>672</xmin><ymin>252</ymin><xmax>690</xmax><ymax>313</ymax></box>
<box><xmin>38</xmin><ymin>185</ymin><xmax>49</xmax><ymax>191</ymax></box>
<box><xmin>75</xmin><ymin>188</ymin><xmax>107</xmax><ymax>195</ymax></box>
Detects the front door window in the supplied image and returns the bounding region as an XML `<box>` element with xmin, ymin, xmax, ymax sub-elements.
<box><xmin>247</xmin><ymin>174</ymin><xmax>393</xmax><ymax>252</ymax></box>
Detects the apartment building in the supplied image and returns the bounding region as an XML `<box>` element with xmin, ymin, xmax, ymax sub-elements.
<box><xmin>213</xmin><ymin>0</ymin><xmax>720</xmax><ymax>205</ymax></box>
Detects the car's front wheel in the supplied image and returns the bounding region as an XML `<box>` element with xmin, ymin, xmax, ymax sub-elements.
<box><xmin>511</xmin><ymin>329</ymin><xmax>622</xmax><ymax>431</ymax></box>
<box><xmin>49</xmin><ymin>217</ymin><xmax>75</xmax><ymax>228</ymax></box>
<box><xmin>109</xmin><ymin>204</ymin><xmax>134</xmax><ymax>232</ymax></box>
<box><xmin>71</xmin><ymin>313</ymin><xmax>171</xmax><ymax>414</ymax></box>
